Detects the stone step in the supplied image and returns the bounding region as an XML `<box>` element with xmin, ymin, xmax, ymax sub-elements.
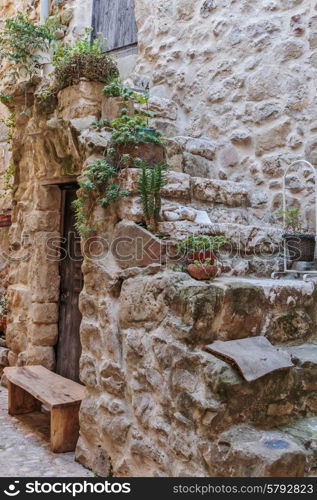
<box><xmin>164</xmin><ymin>274</ymin><xmax>317</xmax><ymax>345</ymax></box>
<box><xmin>195</xmin><ymin>341</ymin><xmax>317</xmax><ymax>435</ymax></box>
<box><xmin>119</xmin><ymin>168</ymin><xmax>255</xmax><ymax>209</ymax></box>
<box><xmin>201</xmin><ymin>423</ymin><xmax>309</xmax><ymax>477</ymax></box>
<box><xmin>159</xmin><ymin>220</ymin><xmax>282</xmax><ymax>255</ymax></box>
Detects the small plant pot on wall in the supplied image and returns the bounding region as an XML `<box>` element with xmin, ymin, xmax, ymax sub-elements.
<box><xmin>283</xmin><ymin>233</ymin><xmax>316</xmax><ymax>262</ymax></box>
<box><xmin>187</xmin><ymin>263</ymin><xmax>221</xmax><ymax>281</ymax></box>
<box><xmin>101</xmin><ymin>97</ymin><xmax>134</xmax><ymax>121</ymax></box>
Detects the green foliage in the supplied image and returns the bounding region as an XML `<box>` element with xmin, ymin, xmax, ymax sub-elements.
<box><xmin>103</xmin><ymin>78</ymin><xmax>134</xmax><ymax>99</ymax></box>
<box><xmin>91</xmin><ymin>118</ymin><xmax>111</xmax><ymax>131</ymax></box>
<box><xmin>137</xmin><ymin>159</ymin><xmax>167</xmax><ymax>231</ymax></box>
<box><xmin>0</xmin><ymin>12</ymin><xmax>55</xmax><ymax>83</ymax></box>
<box><xmin>73</xmin><ymin>159</ymin><xmax>129</xmax><ymax>237</ymax></box>
<box><xmin>103</xmin><ymin>79</ymin><xmax>150</xmax><ymax>105</ymax></box>
<box><xmin>52</xmin><ymin>29</ymin><xmax>118</xmax><ymax>90</ymax></box>
<box><xmin>52</xmin><ymin>29</ymin><xmax>103</xmax><ymax>66</ymax></box>
<box><xmin>0</xmin><ymin>92</ymin><xmax>13</xmax><ymax>104</ymax></box>
<box><xmin>278</xmin><ymin>208</ymin><xmax>305</xmax><ymax>233</ymax></box>
<box><xmin>0</xmin><ymin>162</ymin><xmax>16</xmax><ymax>199</ymax></box>
<box><xmin>0</xmin><ymin>292</ymin><xmax>8</xmax><ymax>318</ymax></box>
<box><xmin>1</xmin><ymin>113</ymin><xmax>15</xmax><ymax>144</ymax></box>
<box><xmin>111</xmin><ymin>114</ymin><xmax>164</xmax><ymax>145</ymax></box>
<box><xmin>193</xmin><ymin>258</ymin><xmax>213</xmax><ymax>267</ymax></box>
<box><xmin>177</xmin><ymin>235</ymin><xmax>228</xmax><ymax>255</ymax></box>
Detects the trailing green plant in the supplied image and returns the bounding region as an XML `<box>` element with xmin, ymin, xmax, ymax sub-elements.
<box><xmin>0</xmin><ymin>292</ymin><xmax>8</xmax><ymax>318</ymax></box>
<box><xmin>73</xmin><ymin>159</ymin><xmax>129</xmax><ymax>237</ymax></box>
<box><xmin>52</xmin><ymin>29</ymin><xmax>119</xmax><ymax>90</ymax></box>
<box><xmin>111</xmin><ymin>113</ymin><xmax>164</xmax><ymax>145</ymax></box>
<box><xmin>0</xmin><ymin>13</ymin><xmax>56</xmax><ymax>83</ymax></box>
<box><xmin>177</xmin><ymin>235</ymin><xmax>228</xmax><ymax>255</ymax></box>
<box><xmin>137</xmin><ymin>159</ymin><xmax>167</xmax><ymax>231</ymax></box>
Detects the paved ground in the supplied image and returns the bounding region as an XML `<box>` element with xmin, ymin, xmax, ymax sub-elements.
<box><xmin>0</xmin><ymin>386</ymin><xmax>93</xmax><ymax>477</ymax></box>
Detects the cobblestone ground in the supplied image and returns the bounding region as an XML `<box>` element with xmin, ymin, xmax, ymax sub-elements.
<box><xmin>0</xmin><ymin>386</ymin><xmax>94</xmax><ymax>477</ymax></box>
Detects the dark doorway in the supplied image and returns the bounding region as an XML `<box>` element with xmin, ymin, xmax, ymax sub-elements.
<box><xmin>56</xmin><ymin>186</ymin><xmax>83</xmax><ymax>383</ymax></box>
<box><xmin>92</xmin><ymin>0</ymin><xmax>138</xmax><ymax>52</ymax></box>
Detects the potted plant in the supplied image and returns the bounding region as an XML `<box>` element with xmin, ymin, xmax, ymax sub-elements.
<box><xmin>278</xmin><ymin>208</ymin><xmax>316</xmax><ymax>262</ymax></box>
<box><xmin>187</xmin><ymin>258</ymin><xmax>221</xmax><ymax>281</ymax></box>
<box><xmin>177</xmin><ymin>235</ymin><xmax>228</xmax><ymax>264</ymax></box>
<box><xmin>0</xmin><ymin>292</ymin><xmax>8</xmax><ymax>334</ymax></box>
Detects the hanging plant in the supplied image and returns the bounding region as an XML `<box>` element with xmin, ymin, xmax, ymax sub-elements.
<box><xmin>73</xmin><ymin>158</ymin><xmax>129</xmax><ymax>237</ymax></box>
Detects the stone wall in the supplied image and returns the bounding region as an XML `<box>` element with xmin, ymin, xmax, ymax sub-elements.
<box><xmin>133</xmin><ymin>0</ymin><xmax>317</xmax><ymax>228</ymax></box>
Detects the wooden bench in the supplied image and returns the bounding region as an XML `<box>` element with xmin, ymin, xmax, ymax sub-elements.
<box><xmin>4</xmin><ymin>365</ymin><xmax>85</xmax><ymax>453</ymax></box>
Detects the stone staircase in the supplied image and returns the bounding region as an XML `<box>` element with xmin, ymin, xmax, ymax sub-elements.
<box><xmin>119</xmin><ymin>168</ymin><xmax>284</xmax><ymax>277</ymax></box>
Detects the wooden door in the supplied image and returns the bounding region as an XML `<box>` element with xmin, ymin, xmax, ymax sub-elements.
<box><xmin>56</xmin><ymin>187</ymin><xmax>83</xmax><ymax>383</ymax></box>
<box><xmin>92</xmin><ymin>0</ymin><xmax>138</xmax><ymax>51</ymax></box>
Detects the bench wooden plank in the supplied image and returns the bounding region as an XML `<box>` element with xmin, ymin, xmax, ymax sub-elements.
<box><xmin>4</xmin><ymin>366</ymin><xmax>85</xmax><ymax>409</ymax></box>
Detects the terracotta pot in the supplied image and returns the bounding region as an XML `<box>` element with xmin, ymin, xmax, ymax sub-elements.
<box><xmin>0</xmin><ymin>317</ymin><xmax>7</xmax><ymax>334</ymax></box>
<box><xmin>0</xmin><ymin>214</ymin><xmax>11</xmax><ymax>228</ymax></box>
<box><xmin>187</xmin><ymin>264</ymin><xmax>221</xmax><ymax>280</ymax></box>
<box><xmin>187</xmin><ymin>251</ymin><xmax>216</xmax><ymax>264</ymax></box>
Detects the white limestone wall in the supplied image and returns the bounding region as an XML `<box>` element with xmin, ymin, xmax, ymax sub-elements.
<box><xmin>133</xmin><ymin>0</ymin><xmax>317</xmax><ymax>226</ymax></box>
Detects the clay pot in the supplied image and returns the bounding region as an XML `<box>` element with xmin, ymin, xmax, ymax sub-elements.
<box><xmin>187</xmin><ymin>264</ymin><xmax>221</xmax><ymax>280</ymax></box>
<box><xmin>0</xmin><ymin>214</ymin><xmax>11</xmax><ymax>228</ymax></box>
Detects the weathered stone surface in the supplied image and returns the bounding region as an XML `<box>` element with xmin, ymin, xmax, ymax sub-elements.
<box><xmin>101</xmin><ymin>96</ymin><xmax>134</xmax><ymax>121</ymax></box>
<box><xmin>203</xmin><ymin>425</ymin><xmax>307</xmax><ymax>477</ymax></box>
<box><xmin>113</xmin><ymin>220</ymin><xmax>166</xmax><ymax>269</ymax></box>
<box><xmin>31</xmin><ymin>303</ymin><xmax>59</xmax><ymax>325</ymax></box>
<box><xmin>58</xmin><ymin>81</ymin><xmax>104</xmax><ymax>120</ymax></box>
<box><xmin>255</xmin><ymin>120</ymin><xmax>292</xmax><ymax>156</ymax></box>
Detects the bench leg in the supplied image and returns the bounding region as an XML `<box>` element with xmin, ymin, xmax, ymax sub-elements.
<box><xmin>50</xmin><ymin>403</ymin><xmax>81</xmax><ymax>453</ymax></box>
<box><xmin>8</xmin><ymin>381</ymin><xmax>41</xmax><ymax>416</ymax></box>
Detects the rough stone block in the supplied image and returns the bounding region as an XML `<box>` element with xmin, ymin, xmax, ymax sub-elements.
<box><xmin>203</xmin><ymin>425</ymin><xmax>307</xmax><ymax>477</ymax></box>
<box><xmin>113</xmin><ymin>220</ymin><xmax>166</xmax><ymax>269</ymax></box>
<box><xmin>31</xmin><ymin>303</ymin><xmax>59</xmax><ymax>324</ymax></box>
<box><xmin>101</xmin><ymin>96</ymin><xmax>134</xmax><ymax>121</ymax></box>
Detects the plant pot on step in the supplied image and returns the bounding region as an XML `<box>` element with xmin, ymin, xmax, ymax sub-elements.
<box><xmin>187</xmin><ymin>264</ymin><xmax>221</xmax><ymax>280</ymax></box>
<box><xmin>283</xmin><ymin>233</ymin><xmax>316</xmax><ymax>262</ymax></box>
<box><xmin>101</xmin><ymin>96</ymin><xmax>134</xmax><ymax>121</ymax></box>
